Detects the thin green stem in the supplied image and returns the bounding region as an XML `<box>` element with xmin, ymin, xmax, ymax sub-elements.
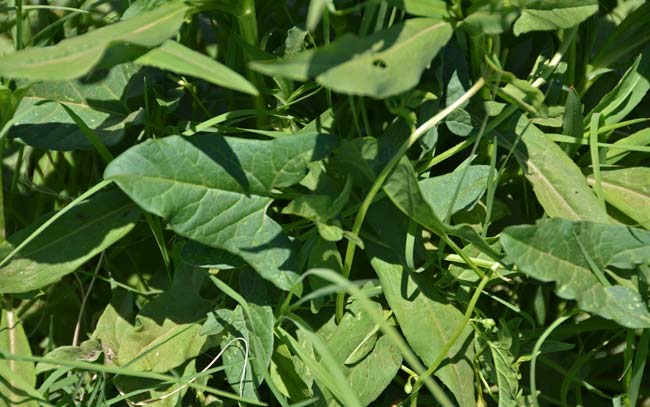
<box><xmin>409</xmin><ymin>272</ymin><xmax>492</xmax><ymax>397</ymax></box>
<box><xmin>530</xmin><ymin>311</ymin><xmax>578</xmax><ymax>407</ymax></box>
<box><xmin>335</xmin><ymin>78</ymin><xmax>486</xmax><ymax>322</ymax></box>
<box><xmin>15</xmin><ymin>0</ymin><xmax>23</xmax><ymax>50</ymax></box>
<box><xmin>0</xmin><ymin>180</ymin><xmax>111</xmax><ymax>268</ymax></box>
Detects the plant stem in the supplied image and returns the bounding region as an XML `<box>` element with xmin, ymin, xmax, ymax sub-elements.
<box><xmin>237</xmin><ymin>0</ymin><xmax>265</xmax><ymax>118</ymax></box>
<box><xmin>335</xmin><ymin>78</ymin><xmax>486</xmax><ymax>322</ymax></box>
<box><xmin>15</xmin><ymin>0</ymin><xmax>23</xmax><ymax>50</ymax></box>
<box><xmin>407</xmin><ymin>272</ymin><xmax>491</xmax><ymax>400</ymax></box>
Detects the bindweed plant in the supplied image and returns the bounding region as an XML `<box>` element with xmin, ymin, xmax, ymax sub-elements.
<box><xmin>0</xmin><ymin>0</ymin><xmax>649</xmax><ymax>406</ymax></box>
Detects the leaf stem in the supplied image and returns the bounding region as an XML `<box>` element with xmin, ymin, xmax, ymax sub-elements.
<box><xmin>336</xmin><ymin>78</ymin><xmax>486</xmax><ymax>322</ymax></box>
<box><xmin>408</xmin><ymin>272</ymin><xmax>491</xmax><ymax>398</ymax></box>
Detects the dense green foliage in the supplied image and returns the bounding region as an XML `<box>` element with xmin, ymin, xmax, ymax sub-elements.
<box><xmin>0</xmin><ymin>0</ymin><xmax>649</xmax><ymax>406</ymax></box>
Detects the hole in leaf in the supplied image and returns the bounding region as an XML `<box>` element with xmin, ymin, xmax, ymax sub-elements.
<box><xmin>372</xmin><ymin>59</ymin><xmax>388</xmax><ymax>69</ymax></box>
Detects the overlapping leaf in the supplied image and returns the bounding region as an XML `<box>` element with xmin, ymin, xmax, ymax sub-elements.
<box><xmin>251</xmin><ymin>18</ymin><xmax>452</xmax><ymax>98</ymax></box>
<box><xmin>0</xmin><ymin>310</ymin><xmax>38</xmax><ymax>407</ymax></box>
<box><xmin>0</xmin><ymin>191</ymin><xmax>139</xmax><ymax>294</ymax></box>
<box><xmin>104</xmin><ymin>266</ymin><xmax>213</xmax><ymax>372</ymax></box>
<box><xmin>501</xmin><ymin>219</ymin><xmax>650</xmax><ymax>328</ymax></box>
<box><xmin>135</xmin><ymin>40</ymin><xmax>258</xmax><ymax>95</ymax></box>
<box><xmin>10</xmin><ymin>64</ymin><xmax>143</xmax><ymax>150</ymax></box>
<box><xmin>588</xmin><ymin>167</ymin><xmax>650</xmax><ymax>229</ymax></box>
<box><xmin>513</xmin><ymin>0</ymin><xmax>598</xmax><ymax>36</ymax></box>
<box><xmin>371</xmin><ymin>256</ymin><xmax>475</xmax><ymax>406</ymax></box>
<box><xmin>105</xmin><ymin>133</ymin><xmax>337</xmax><ymax>291</ymax></box>
<box><xmin>500</xmin><ymin>114</ymin><xmax>609</xmax><ymax>223</ymax></box>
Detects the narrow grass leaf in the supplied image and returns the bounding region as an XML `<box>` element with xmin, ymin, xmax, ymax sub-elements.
<box><xmin>0</xmin><ymin>190</ymin><xmax>139</xmax><ymax>294</ymax></box>
<box><xmin>587</xmin><ymin>167</ymin><xmax>650</xmax><ymax>229</ymax></box>
<box><xmin>587</xmin><ymin>47</ymin><xmax>650</xmax><ymax>130</ymax></box>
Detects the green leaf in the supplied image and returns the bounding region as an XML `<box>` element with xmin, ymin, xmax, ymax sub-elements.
<box><xmin>591</xmin><ymin>3</ymin><xmax>650</xmax><ymax>69</ymax></box>
<box><xmin>251</xmin><ymin>18</ymin><xmax>452</xmax><ymax>98</ymax></box>
<box><xmin>9</xmin><ymin>64</ymin><xmax>143</xmax><ymax>150</ymax></box>
<box><xmin>370</xmin><ymin>256</ymin><xmax>476</xmax><ymax>406</ymax></box>
<box><xmin>383</xmin><ymin>157</ymin><xmax>498</xmax><ymax>258</ymax></box>
<box><xmin>0</xmin><ymin>190</ymin><xmax>139</xmax><ymax>294</ymax></box>
<box><xmin>0</xmin><ymin>2</ymin><xmax>188</xmax><ymax>81</ymax></box>
<box><xmin>36</xmin><ymin>339</ymin><xmax>102</xmax><ymax>374</ymax></box>
<box><xmin>562</xmin><ymin>87</ymin><xmax>584</xmax><ymax>144</ymax></box>
<box><xmin>135</xmin><ymin>40</ymin><xmax>259</xmax><ymax>95</ymax></box>
<box><xmin>500</xmin><ymin>114</ymin><xmax>609</xmax><ymax>223</ymax></box>
<box><xmin>324</xmin><ymin>300</ymin><xmax>402</xmax><ymax>406</ymax></box>
<box><xmin>513</xmin><ymin>0</ymin><xmax>598</xmax><ymax>36</ymax></box>
<box><xmin>484</xmin><ymin>320</ymin><xmax>524</xmax><ymax>406</ymax></box>
<box><xmin>587</xmin><ymin>167</ymin><xmax>650</xmax><ymax>229</ymax></box>
<box><xmin>587</xmin><ymin>48</ymin><xmax>650</xmax><ymax>129</ymax></box>
<box><xmin>385</xmin><ymin>0</ymin><xmax>448</xmax><ymax>18</ymax></box>
<box><xmin>419</xmin><ymin>164</ymin><xmax>490</xmax><ymax>220</ymax></box>
<box><xmin>115</xmin><ymin>266</ymin><xmax>213</xmax><ymax>372</ymax></box>
<box><xmin>461</xmin><ymin>4</ymin><xmax>519</xmax><ymax>36</ymax></box>
<box><xmin>501</xmin><ymin>219</ymin><xmax>650</xmax><ymax>328</ymax></box>
<box><xmin>92</xmin><ymin>289</ymin><xmax>135</xmax><ymax>366</ymax></box>
<box><xmin>269</xmin><ymin>343</ymin><xmax>312</xmax><ymax>401</ymax></box>
<box><xmin>0</xmin><ymin>310</ymin><xmax>38</xmax><ymax>407</ymax></box>
<box><xmin>105</xmin><ymin>133</ymin><xmax>337</xmax><ymax>291</ymax></box>
<box><xmin>212</xmin><ymin>304</ymin><xmax>274</xmax><ymax>400</ymax></box>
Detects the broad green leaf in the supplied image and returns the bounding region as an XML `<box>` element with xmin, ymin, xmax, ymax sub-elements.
<box><xmin>513</xmin><ymin>0</ymin><xmax>598</xmax><ymax>36</ymax></box>
<box><xmin>116</xmin><ymin>266</ymin><xmax>213</xmax><ymax>372</ymax></box>
<box><xmin>211</xmin><ymin>304</ymin><xmax>274</xmax><ymax>400</ymax></box>
<box><xmin>483</xmin><ymin>320</ymin><xmax>523</xmax><ymax>406</ymax></box>
<box><xmin>419</xmin><ymin>165</ymin><xmax>490</xmax><ymax>219</ymax></box>
<box><xmin>500</xmin><ymin>114</ymin><xmax>609</xmax><ymax>223</ymax></box>
<box><xmin>587</xmin><ymin>168</ymin><xmax>650</xmax><ymax>229</ymax></box>
<box><xmin>181</xmin><ymin>241</ymin><xmax>247</xmax><ymax>270</ymax></box>
<box><xmin>383</xmin><ymin>156</ymin><xmax>498</xmax><ymax>258</ymax></box>
<box><xmin>0</xmin><ymin>3</ymin><xmax>188</xmax><ymax>81</ymax></box>
<box><xmin>251</xmin><ymin>18</ymin><xmax>452</xmax><ymax>98</ymax></box>
<box><xmin>324</xmin><ymin>300</ymin><xmax>402</xmax><ymax>406</ymax></box>
<box><xmin>105</xmin><ymin>132</ymin><xmax>337</xmax><ymax>291</ymax></box>
<box><xmin>0</xmin><ymin>310</ymin><xmax>37</xmax><ymax>407</ymax></box>
<box><xmin>385</xmin><ymin>0</ymin><xmax>448</xmax><ymax>17</ymax></box>
<box><xmin>501</xmin><ymin>219</ymin><xmax>650</xmax><ymax>328</ymax></box>
<box><xmin>135</xmin><ymin>40</ymin><xmax>258</xmax><ymax>95</ymax></box>
<box><xmin>0</xmin><ymin>191</ymin><xmax>139</xmax><ymax>294</ymax></box>
<box><xmin>462</xmin><ymin>4</ymin><xmax>519</xmax><ymax>36</ymax></box>
<box><xmin>370</xmin><ymin>256</ymin><xmax>476</xmax><ymax>406</ymax></box>
<box><xmin>282</xmin><ymin>317</ymin><xmax>362</xmax><ymax>407</ymax></box>
<box><xmin>93</xmin><ymin>289</ymin><xmax>135</xmax><ymax>366</ymax></box>
<box><xmin>9</xmin><ymin>64</ymin><xmax>143</xmax><ymax>150</ymax></box>
<box><xmin>269</xmin><ymin>343</ymin><xmax>312</xmax><ymax>401</ymax></box>
<box><xmin>587</xmin><ymin>48</ymin><xmax>650</xmax><ymax>130</ymax></box>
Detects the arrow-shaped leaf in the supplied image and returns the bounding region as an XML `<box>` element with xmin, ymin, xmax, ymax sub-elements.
<box><xmin>105</xmin><ymin>133</ymin><xmax>337</xmax><ymax>291</ymax></box>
